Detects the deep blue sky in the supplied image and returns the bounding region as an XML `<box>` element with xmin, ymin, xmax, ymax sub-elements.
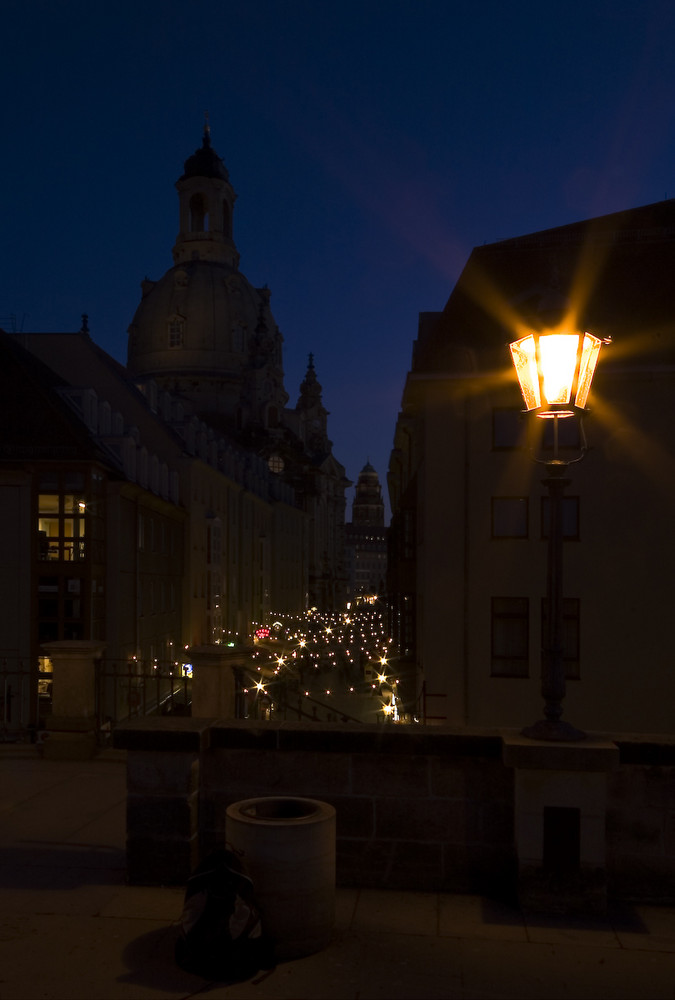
<box><xmin>3</xmin><ymin>1</ymin><xmax>675</xmax><ymax>520</ymax></box>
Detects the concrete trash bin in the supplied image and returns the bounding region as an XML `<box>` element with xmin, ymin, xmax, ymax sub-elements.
<box><xmin>225</xmin><ymin>796</ymin><xmax>336</xmax><ymax>960</ymax></box>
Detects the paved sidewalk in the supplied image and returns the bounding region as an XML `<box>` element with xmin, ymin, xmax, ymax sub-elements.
<box><xmin>0</xmin><ymin>746</ymin><xmax>674</xmax><ymax>999</ymax></box>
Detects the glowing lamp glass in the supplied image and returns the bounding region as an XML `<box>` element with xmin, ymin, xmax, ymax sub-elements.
<box><xmin>509</xmin><ymin>331</ymin><xmax>604</xmax><ymax>417</ymax></box>
<box><xmin>509</xmin><ymin>335</ymin><xmax>540</xmax><ymax>410</ymax></box>
<box><xmin>575</xmin><ymin>333</ymin><xmax>603</xmax><ymax>409</ymax></box>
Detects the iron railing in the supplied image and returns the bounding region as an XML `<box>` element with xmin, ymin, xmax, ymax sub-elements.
<box><xmin>95</xmin><ymin>659</ymin><xmax>191</xmax><ymax>744</ymax></box>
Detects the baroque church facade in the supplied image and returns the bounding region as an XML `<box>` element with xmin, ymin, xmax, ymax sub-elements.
<box><xmin>126</xmin><ymin>126</ymin><xmax>349</xmax><ymax>613</ymax></box>
<box><xmin>0</xmin><ymin>128</ymin><xmax>348</xmax><ymax>733</ymax></box>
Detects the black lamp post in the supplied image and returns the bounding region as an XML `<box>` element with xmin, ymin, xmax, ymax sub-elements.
<box><xmin>509</xmin><ymin>329</ymin><xmax>609</xmax><ymax>742</ymax></box>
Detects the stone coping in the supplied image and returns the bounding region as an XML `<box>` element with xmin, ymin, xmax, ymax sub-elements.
<box><xmin>113</xmin><ymin>717</ymin><xmax>507</xmax><ymax>755</ymax></box>
<box><xmin>502</xmin><ymin>735</ymin><xmax>620</xmax><ymax>772</ymax></box>
<box><xmin>208</xmin><ymin>719</ymin><xmax>506</xmax><ymax>755</ymax></box>
<box><xmin>112</xmin><ymin>719</ymin><xmax>675</xmax><ymax>763</ymax></box>
<box><xmin>113</xmin><ymin>716</ymin><xmax>216</xmax><ymax>752</ymax></box>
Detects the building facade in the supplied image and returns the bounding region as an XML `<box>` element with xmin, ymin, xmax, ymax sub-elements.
<box><xmin>127</xmin><ymin>127</ymin><xmax>349</xmax><ymax>612</ymax></box>
<box><xmin>388</xmin><ymin>199</ymin><xmax>675</xmax><ymax>733</ymax></box>
<box><xmin>0</xmin><ymin>128</ymin><xmax>348</xmax><ymax>733</ymax></box>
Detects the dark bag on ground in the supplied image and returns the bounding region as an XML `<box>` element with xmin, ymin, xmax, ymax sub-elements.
<box><xmin>175</xmin><ymin>848</ymin><xmax>273</xmax><ymax>981</ymax></box>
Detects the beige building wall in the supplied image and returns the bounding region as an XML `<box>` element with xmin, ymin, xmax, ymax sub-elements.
<box><xmin>394</xmin><ymin>363</ymin><xmax>675</xmax><ymax>734</ymax></box>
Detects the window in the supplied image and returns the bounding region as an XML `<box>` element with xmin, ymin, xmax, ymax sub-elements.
<box><xmin>541</xmin><ymin>496</ymin><xmax>580</xmax><ymax>540</ymax></box>
<box><xmin>491</xmin><ymin>597</ymin><xmax>529</xmax><ymax>677</ymax></box>
<box><xmin>38</xmin><ymin>493</ymin><xmax>86</xmax><ymax>561</ymax></box>
<box><xmin>38</xmin><ymin>574</ymin><xmax>84</xmax><ymax>642</ymax></box>
<box><xmin>231</xmin><ymin>324</ymin><xmax>245</xmax><ymax>353</ymax></box>
<box><xmin>538</xmin><ymin>415</ymin><xmax>582</xmax><ymax>451</ymax></box>
<box><xmin>189</xmin><ymin>193</ymin><xmax>208</xmax><ymax>232</ymax></box>
<box><xmin>168</xmin><ymin>316</ymin><xmax>184</xmax><ymax>349</ymax></box>
<box><xmin>492</xmin><ymin>497</ymin><xmax>528</xmax><ymax>538</ymax></box>
<box><xmin>542</xmin><ymin>597</ymin><xmax>580</xmax><ymax>679</ymax></box>
<box><xmin>492</xmin><ymin>408</ymin><xmax>526</xmax><ymax>449</ymax></box>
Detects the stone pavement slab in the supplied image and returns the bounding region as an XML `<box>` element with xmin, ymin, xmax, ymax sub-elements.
<box><xmin>1</xmin><ymin>748</ymin><xmax>674</xmax><ymax>999</ymax></box>
<box><xmin>459</xmin><ymin>937</ymin><xmax>675</xmax><ymax>1000</ymax></box>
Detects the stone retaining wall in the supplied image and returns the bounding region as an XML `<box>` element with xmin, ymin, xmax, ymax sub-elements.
<box><xmin>113</xmin><ymin>719</ymin><xmax>675</xmax><ymax>902</ymax></box>
<box><xmin>200</xmin><ymin>721</ymin><xmax>515</xmax><ymax>894</ymax></box>
<box><xmin>606</xmin><ymin>739</ymin><xmax>675</xmax><ymax>901</ymax></box>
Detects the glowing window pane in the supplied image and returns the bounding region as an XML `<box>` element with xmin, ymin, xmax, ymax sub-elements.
<box><xmin>38</xmin><ymin>494</ymin><xmax>59</xmax><ymax>514</ymax></box>
<box><xmin>575</xmin><ymin>333</ymin><xmax>602</xmax><ymax>409</ymax></box>
<box><xmin>510</xmin><ymin>336</ymin><xmax>540</xmax><ymax>410</ymax></box>
<box><xmin>539</xmin><ymin>335</ymin><xmax>579</xmax><ymax>405</ymax></box>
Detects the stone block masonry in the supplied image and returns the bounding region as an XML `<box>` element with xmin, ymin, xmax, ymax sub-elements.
<box><xmin>114</xmin><ymin>719</ymin><xmax>675</xmax><ymax>902</ymax></box>
<box><xmin>200</xmin><ymin>721</ymin><xmax>515</xmax><ymax>894</ymax></box>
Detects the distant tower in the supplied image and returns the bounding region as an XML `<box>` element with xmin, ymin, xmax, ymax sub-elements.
<box><xmin>345</xmin><ymin>462</ymin><xmax>387</xmax><ymax>601</ymax></box>
<box><xmin>352</xmin><ymin>461</ymin><xmax>385</xmax><ymax>527</ymax></box>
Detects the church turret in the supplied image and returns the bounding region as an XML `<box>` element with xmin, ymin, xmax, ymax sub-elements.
<box><xmin>172</xmin><ymin>121</ymin><xmax>239</xmax><ymax>268</ymax></box>
<box><xmin>296</xmin><ymin>353</ymin><xmax>330</xmax><ymax>455</ymax></box>
<box><xmin>240</xmin><ymin>293</ymin><xmax>289</xmax><ymax>429</ymax></box>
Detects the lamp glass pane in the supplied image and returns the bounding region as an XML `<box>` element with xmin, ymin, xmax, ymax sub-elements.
<box><xmin>510</xmin><ymin>336</ymin><xmax>540</xmax><ymax>410</ymax></box>
<box><xmin>575</xmin><ymin>333</ymin><xmax>602</xmax><ymax>409</ymax></box>
<box><xmin>539</xmin><ymin>334</ymin><xmax>579</xmax><ymax>405</ymax></box>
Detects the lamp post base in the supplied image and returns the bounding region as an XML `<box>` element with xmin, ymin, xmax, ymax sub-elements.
<box><xmin>522</xmin><ymin>718</ymin><xmax>586</xmax><ymax>742</ymax></box>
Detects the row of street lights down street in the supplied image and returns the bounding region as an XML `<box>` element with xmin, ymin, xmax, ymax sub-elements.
<box><xmin>246</xmin><ymin>601</ymin><xmax>405</xmax><ymax>724</ymax></box>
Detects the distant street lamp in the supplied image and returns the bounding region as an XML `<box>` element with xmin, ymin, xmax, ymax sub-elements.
<box><xmin>509</xmin><ymin>329</ymin><xmax>609</xmax><ymax>741</ymax></box>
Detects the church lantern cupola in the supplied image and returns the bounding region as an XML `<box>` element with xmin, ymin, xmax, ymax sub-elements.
<box><xmin>173</xmin><ymin>120</ymin><xmax>239</xmax><ymax>268</ymax></box>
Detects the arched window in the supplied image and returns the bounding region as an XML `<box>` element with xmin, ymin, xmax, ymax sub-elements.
<box><xmin>222</xmin><ymin>200</ymin><xmax>231</xmax><ymax>237</ymax></box>
<box><xmin>189</xmin><ymin>193</ymin><xmax>208</xmax><ymax>232</ymax></box>
<box><xmin>168</xmin><ymin>315</ymin><xmax>184</xmax><ymax>349</ymax></box>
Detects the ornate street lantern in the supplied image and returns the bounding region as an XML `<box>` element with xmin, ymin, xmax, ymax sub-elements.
<box><xmin>509</xmin><ymin>331</ymin><xmax>605</xmax><ymax>418</ymax></box>
<box><xmin>509</xmin><ymin>328</ymin><xmax>608</xmax><ymax>741</ymax></box>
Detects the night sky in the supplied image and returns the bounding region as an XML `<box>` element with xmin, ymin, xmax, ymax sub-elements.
<box><xmin>3</xmin><ymin>1</ymin><xmax>675</xmax><ymax>520</ymax></box>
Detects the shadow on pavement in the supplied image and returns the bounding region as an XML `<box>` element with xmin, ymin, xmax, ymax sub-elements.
<box><xmin>119</xmin><ymin>923</ymin><xmax>263</xmax><ymax>996</ymax></box>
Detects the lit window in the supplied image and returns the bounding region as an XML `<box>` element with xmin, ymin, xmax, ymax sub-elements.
<box><xmin>38</xmin><ymin>493</ymin><xmax>86</xmax><ymax>561</ymax></box>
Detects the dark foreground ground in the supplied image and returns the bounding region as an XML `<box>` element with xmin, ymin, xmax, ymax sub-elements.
<box><xmin>1</xmin><ymin>745</ymin><xmax>674</xmax><ymax>999</ymax></box>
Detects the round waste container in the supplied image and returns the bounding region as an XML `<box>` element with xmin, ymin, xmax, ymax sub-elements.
<box><xmin>225</xmin><ymin>796</ymin><xmax>336</xmax><ymax>960</ymax></box>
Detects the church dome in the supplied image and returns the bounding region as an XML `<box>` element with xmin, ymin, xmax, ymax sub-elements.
<box><xmin>127</xmin><ymin>130</ymin><xmax>286</xmax><ymax>425</ymax></box>
<box><xmin>180</xmin><ymin>129</ymin><xmax>229</xmax><ymax>181</ymax></box>
<box><xmin>127</xmin><ymin>260</ymin><xmax>267</xmax><ymax>381</ymax></box>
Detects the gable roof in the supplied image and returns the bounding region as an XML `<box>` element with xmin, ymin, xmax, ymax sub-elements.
<box><xmin>0</xmin><ymin>330</ymin><xmax>113</xmax><ymax>464</ymax></box>
<box><xmin>415</xmin><ymin>199</ymin><xmax>675</xmax><ymax>374</ymax></box>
